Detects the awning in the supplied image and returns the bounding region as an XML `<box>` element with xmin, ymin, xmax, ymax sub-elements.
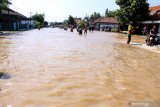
<box><xmin>140</xmin><ymin>20</ymin><xmax>160</xmax><ymax>24</ymax></box>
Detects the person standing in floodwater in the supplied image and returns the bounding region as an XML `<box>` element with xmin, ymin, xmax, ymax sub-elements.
<box><xmin>89</xmin><ymin>26</ymin><xmax>91</xmax><ymax>32</ymax></box>
<box><xmin>38</xmin><ymin>26</ymin><xmax>41</xmax><ymax>30</ymax></box>
<box><xmin>84</xmin><ymin>26</ymin><xmax>87</xmax><ymax>34</ymax></box>
<box><xmin>127</xmin><ymin>22</ymin><xmax>134</xmax><ymax>44</ymax></box>
<box><xmin>91</xmin><ymin>26</ymin><xmax>94</xmax><ymax>32</ymax></box>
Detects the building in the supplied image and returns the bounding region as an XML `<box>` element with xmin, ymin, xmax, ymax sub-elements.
<box><xmin>74</xmin><ymin>18</ymin><xmax>82</xmax><ymax>25</ymax></box>
<box><xmin>0</xmin><ymin>7</ymin><xmax>35</xmax><ymax>31</ymax></box>
<box><xmin>141</xmin><ymin>5</ymin><xmax>160</xmax><ymax>33</ymax></box>
<box><xmin>93</xmin><ymin>17</ymin><xmax>118</xmax><ymax>30</ymax></box>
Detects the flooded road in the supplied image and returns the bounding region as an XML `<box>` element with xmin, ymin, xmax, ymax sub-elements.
<box><xmin>0</xmin><ymin>28</ymin><xmax>160</xmax><ymax>107</ymax></box>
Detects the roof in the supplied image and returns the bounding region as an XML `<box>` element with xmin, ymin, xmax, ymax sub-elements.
<box><xmin>94</xmin><ymin>17</ymin><xmax>118</xmax><ymax>24</ymax></box>
<box><xmin>1</xmin><ymin>8</ymin><xmax>27</xmax><ymax>18</ymax></box>
<box><xmin>149</xmin><ymin>5</ymin><xmax>160</xmax><ymax>15</ymax></box>
<box><xmin>0</xmin><ymin>7</ymin><xmax>30</xmax><ymax>20</ymax></box>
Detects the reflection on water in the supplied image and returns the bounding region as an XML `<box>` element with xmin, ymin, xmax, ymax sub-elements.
<box><xmin>0</xmin><ymin>28</ymin><xmax>160</xmax><ymax>107</ymax></box>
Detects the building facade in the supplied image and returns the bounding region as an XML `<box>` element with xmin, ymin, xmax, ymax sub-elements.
<box><xmin>93</xmin><ymin>17</ymin><xmax>118</xmax><ymax>30</ymax></box>
<box><xmin>141</xmin><ymin>5</ymin><xmax>160</xmax><ymax>33</ymax></box>
<box><xmin>0</xmin><ymin>8</ymin><xmax>35</xmax><ymax>31</ymax></box>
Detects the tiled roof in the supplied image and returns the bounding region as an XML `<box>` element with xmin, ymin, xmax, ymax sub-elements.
<box><xmin>94</xmin><ymin>17</ymin><xmax>118</xmax><ymax>24</ymax></box>
<box><xmin>149</xmin><ymin>5</ymin><xmax>160</xmax><ymax>15</ymax></box>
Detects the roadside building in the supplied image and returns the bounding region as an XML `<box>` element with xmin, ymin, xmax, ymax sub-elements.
<box><xmin>0</xmin><ymin>7</ymin><xmax>35</xmax><ymax>31</ymax></box>
<box><xmin>141</xmin><ymin>5</ymin><xmax>160</xmax><ymax>33</ymax></box>
<box><xmin>74</xmin><ymin>18</ymin><xmax>82</xmax><ymax>25</ymax></box>
<box><xmin>93</xmin><ymin>17</ymin><xmax>118</xmax><ymax>30</ymax></box>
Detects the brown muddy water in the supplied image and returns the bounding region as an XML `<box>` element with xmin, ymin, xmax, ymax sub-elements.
<box><xmin>0</xmin><ymin>28</ymin><xmax>160</xmax><ymax>107</ymax></box>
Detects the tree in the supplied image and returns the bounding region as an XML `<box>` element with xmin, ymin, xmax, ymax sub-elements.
<box><xmin>0</xmin><ymin>0</ymin><xmax>10</xmax><ymax>8</ymax></box>
<box><xmin>90</xmin><ymin>12</ymin><xmax>101</xmax><ymax>20</ymax></box>
<box><xmin>67</xmin><ymin>15</ymin><xmax>76</xmax><ymax>25</ymax></box>
<box><xmin>35</xmin><ymin>21</ymin><xmax>40</xmax><ymax>28</ymax></box>
<box><xmin>115</xmin><ymin>0</ymin><xmax>149</xmax><ymax>27</ymax></box>
<box><xmin>79</xmin><ymin>20</ymin><xmax>86</xmax><ymax>28</ymax></box>
<box><xmin>32</xmin><ymin>13</ymin><xmax>45</xmax><ymax>25</ymax></box>
<box><xmin>84</xmin><ymin>16</ymin><xmax>89</xmax><ymax>22</ymax></box>
<box><xmin>63</xmin><ymin>20</ymin><xmax>68</xmax><ymax>26</ymax></box>
<box><xmin>0</xmin><ymin>0</ymin><xmax>11</xmax><ymax>13</ymax></box>
<box><xmin>43</xmin><ymin>21</ymin><xmax>48</xmax><ymax>27</ymax></box>
<box><xmin>105</xmin><ymin>9</ymin><xmax>117</xmax><ymax>17</ymax></box>
<box><xmin>105</xmin><ymin>9</ymin><xmax>109</xmax><ymax>17</ymax></box>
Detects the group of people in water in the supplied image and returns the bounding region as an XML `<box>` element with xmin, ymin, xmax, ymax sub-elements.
<box><xmin>69</xmin><ymin>25</ymin><xmax>95</xmax><ymax>35</ymax></box>
<box><xmin>127</xmin><ymin>22</ymin><xmax>159</xmax><ymax>46</ymax></box>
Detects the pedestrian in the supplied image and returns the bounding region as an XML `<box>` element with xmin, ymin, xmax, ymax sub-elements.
<box><xmin>142</xmin><ymin>26</ymin><xmax>148</xmax><ymax>35</ymax></box>
<box><xmin>89</xmin><ymin>26</ymin><xmax>91</xmax><ymax>32</ymax></box>
<box><xmin>38</xmin><ymin>26</ymin><xmax>41</xmax><ymax>30</ymax></box>
<box><xmin>70</xmin><ymin>26</ymin><xmax>74</xmax><ymax>32</ymax></box>
<box><xmin>91</xmin><ymin>25</ymin><xmax>94</xmax><ymax>32</ymax></box>
<box><xmin>84</xmin><ymin>26</ymin><xmax>87</xmax><ymax>34</ymax></box>
<box><xmin>79</xmin><ymin>27</ymin><xmax>82</xmax><ymax>35</ymax></box>
<box><xmin>127</xmin><ymin>21</ymin><xmax>134</xmax><ymax>44</ymax></box>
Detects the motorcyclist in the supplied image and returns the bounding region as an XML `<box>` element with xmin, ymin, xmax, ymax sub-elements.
<box><xmin>149</xmin><ymin>25</ymin><xmax>157</xmax><ymax>46</ymax></box>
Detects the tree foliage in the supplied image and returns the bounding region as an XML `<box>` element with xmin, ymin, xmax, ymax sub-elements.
<box><xmin>0</xmin><ymin>0</ymin><xmax>10</xmax><ymax>14</ymax></box>
<box><xmin>63</xmin><ymin>20</ymin><xmax>68</xmax><ymax>26</ymax></box>
<box><xmin>105</xmin><ymin>9</ymin><xmax>117</xmax><ymax>17</ymax></box>
<box><xmin>32</xmin><ymin>14</ymin><xmax>45</xmax><ymax>24</ymax></box>
<box><xmin>0</xmin><ymin>0</ymin><xmax>9</xmax><ymax>8</ymax></box>
<box><xmin>84</xmin><ymin>16</ymin><xmax>89</xmax><ymax>22</ymax></box>
<box><xmin>67</xmin><ymin>15</ymin><xmax>76</xmax><ymax>25</ymax></box>
<box><xmin>90</xmin><ymin>12</ymin><xmax>101</xmax><ymax>20</ymax></box>
<box><xmin>43</xmin><ymin>21</ymin><xmax>48</xmax><ymax>27</ymax></box>
<box><xmin>79</xmin><ymin>20</ymin><xmax>86</xmax><ymax>28</ymax></box>
<box><xmin>35</xmin><ymin>21</ymin><xmax>40</xmax><ymax>28</ymax></box>
<box><xmin>115</xmin><ymin>0</ymin><xmax>149</xmax><ymax>26</ymax></box>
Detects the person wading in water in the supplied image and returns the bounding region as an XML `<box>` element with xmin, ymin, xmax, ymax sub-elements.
<box><xmin>127</xmin><ymin>22</ymin><xmax>134</xmax><ymax>44</ymax></box>
<box><xmin>84</xmin><ymin>26</ymin><xmax>87</xmax><ymax>34</ymax></box>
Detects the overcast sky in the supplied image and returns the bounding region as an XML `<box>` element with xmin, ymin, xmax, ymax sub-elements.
<box><xmin>10</xmin><ymin>0</ymin><xmax>159</xmax><ymax>22</ymax></box>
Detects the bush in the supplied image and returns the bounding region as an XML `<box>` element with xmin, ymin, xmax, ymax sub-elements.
<box><xmin>111</xmin><ymin>28</ymin><xmax>119</xmax><ymax>32</ymax></box>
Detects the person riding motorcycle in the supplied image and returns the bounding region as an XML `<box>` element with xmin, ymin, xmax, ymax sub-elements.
<box><xmin>148</xmin><ymin>25</ymin><xmax>157</xmax><ymax>46</ymax></box>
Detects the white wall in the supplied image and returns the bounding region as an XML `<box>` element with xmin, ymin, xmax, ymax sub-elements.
<box><xmin>97</xmin><ymin>23</ymin><xmax>118</xmax><ymax>29</ymax></box>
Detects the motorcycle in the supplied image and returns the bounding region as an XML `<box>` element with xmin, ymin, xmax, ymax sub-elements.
<box><xmin>146</xmin><ymin>34</ymin><xmax>160</xmax><ymax>46</ymax></box>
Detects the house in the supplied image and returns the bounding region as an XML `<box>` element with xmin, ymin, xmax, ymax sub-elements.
<box><xmin>141</xmin><ymin>5</ymin><xmax>160</xmax><ymax>33</ymax></box>
<box><xmin>0</xmin><ymin>7</ymin><xmax>35</xmax><ymax>31</ymax></box>
<box><xmin>93</xmin><ymin>17</ymin><xmax>118</xmax><ymax>30</ymax></box>
<box><xmin>74</xmin><ymin>18</ymin><xmax>82</xmax><ymax>25</ymax></box>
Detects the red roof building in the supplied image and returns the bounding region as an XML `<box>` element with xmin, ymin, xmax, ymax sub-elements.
<box><xmin>141</xmin><ymin>5</ymin><xmax>160</xmax><ymax>33</ymax></box>
<box><xmin>149</xmin><ymin>5</ymin><xmax>160</xmax><ymax>15</ymax></box>
<box><xmin>94</xmin><ymin>17</ymin><xmax>118</xmax><ymax>24</ymax></box>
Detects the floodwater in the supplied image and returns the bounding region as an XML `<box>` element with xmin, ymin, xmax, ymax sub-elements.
<box><xmin>0</xmin><ymin>28</ymin><xmax>160</xmax><ymax>107</ymax></box>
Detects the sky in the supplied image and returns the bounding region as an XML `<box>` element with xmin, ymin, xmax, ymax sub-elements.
<box><xmin>10</xmin><ymin>0</ymin><xmax>159</xmax><ymax>22</ymax></box>
<box><xmin>10</xmin><ymin>0</ymin><xmax>119</xmax><ymax>22</ymax></box>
